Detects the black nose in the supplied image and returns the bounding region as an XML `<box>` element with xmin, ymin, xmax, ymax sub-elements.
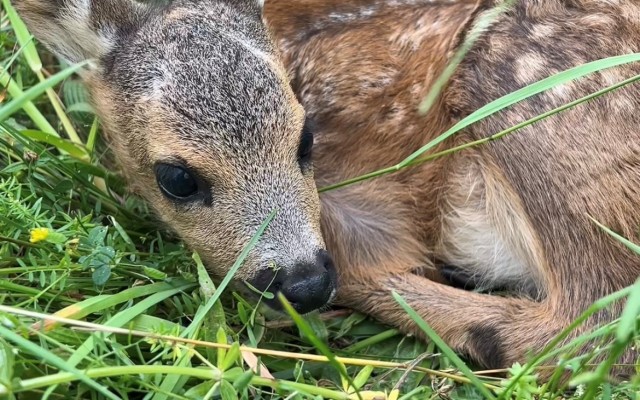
<box><xmin>248</xmin><ymin>250</ymin><xmax>337</xmax><ymax>314</ymax></box>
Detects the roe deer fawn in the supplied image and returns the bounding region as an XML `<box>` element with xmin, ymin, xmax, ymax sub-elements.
<box><xmin>15</xmin><ymin>0</ymin><xmax>640</xmax><ymax>373</ymax></box>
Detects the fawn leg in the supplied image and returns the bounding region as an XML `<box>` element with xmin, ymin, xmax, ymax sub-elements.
<box><xmin>338</xmin><ymin>272</ymin><xmax>562</xmax><ymax>370</ymax></box>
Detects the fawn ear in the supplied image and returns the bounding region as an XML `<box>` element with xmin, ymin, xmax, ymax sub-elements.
<box><xmin>14</xmin><ymin>0</ymin><xmax>151</xmax><ymax>66</ymax></box>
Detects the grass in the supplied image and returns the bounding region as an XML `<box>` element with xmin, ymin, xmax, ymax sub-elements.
<box><xmin>0</xmin><ymin>2</ymin><xmax>639</xmax><ymax>400</ymax></box>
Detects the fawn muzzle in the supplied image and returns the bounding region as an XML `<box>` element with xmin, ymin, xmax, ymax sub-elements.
<box><xmin>249</xmin><ymin>250</ymin><xmax>337</xmax><ymax>314</ymax></box>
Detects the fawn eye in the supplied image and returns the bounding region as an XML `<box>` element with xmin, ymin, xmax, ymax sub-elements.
<box><xmin>155</xmin><ymin>163</ymin><xmax>199</xmax><ymax>200</ymax></box>
<box><xmin>298</xmin><ymin>120</ymin><xmax>314</xmax><ymax>169</ymax></box>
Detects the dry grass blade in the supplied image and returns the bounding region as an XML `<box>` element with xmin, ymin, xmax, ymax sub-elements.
<box><xmin>0</xmin><ymin>305</ymin><xmax>497</xmax><ymax>386</ymax></box>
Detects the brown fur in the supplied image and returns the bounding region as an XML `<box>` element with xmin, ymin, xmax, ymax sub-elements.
<box><xmin>14</xmin><ymin>0</ymin><xmax>640</xmax><ymax>375</ymax></box>
<box><xmin>265</xmin><ymin>0</ymin><xmax>640</xmax><ymax>373</ymax></box>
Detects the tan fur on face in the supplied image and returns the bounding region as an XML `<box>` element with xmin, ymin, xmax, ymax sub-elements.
<box><xmin>16</xmin><ymin>0</ymin><xmax>326</xmax><ymax>288</ymax></box>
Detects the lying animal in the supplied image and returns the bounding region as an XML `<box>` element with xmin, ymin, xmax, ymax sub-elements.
<box><xmin>15</xmin><ymin>0</ymin><xmax>640</xmax><ymax>373</ymax></box>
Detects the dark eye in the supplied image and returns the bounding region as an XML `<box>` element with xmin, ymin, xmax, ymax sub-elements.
<box><xmin>154</xmin><ymin>163</ymin><xmax>199</xmax><ymax>200</ymax></box>
<box><xmin>298</xmin><ymin>119</ymin><xmax>314</xmax><ymax>169</ymax></box>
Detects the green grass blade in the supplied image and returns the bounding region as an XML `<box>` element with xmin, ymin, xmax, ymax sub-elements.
<box><xmin>0</xmin><ymin>61</ymin><xmax>87</xmax><ymax>122</ymax></box>
<box><xmin>418</xmin><ymin>1</ymin><xmax>514</xmax><ymax>115</ymax></box>
<box><xmin>589</xmin><ymin>217</ymin><xmax>640</xmax><ymax>343</ymax></box>
<box><xmin>615</xmin><ymin>279</ymin><xmax>640</xmax><ymax>343</ymax></box>
<box><xmin>2</xmin><ymin>0</ymin><xmax>41</xmax><ymax>71</ymax></box>
<box><xmin>151</xmin><ymin>211</ymin><xmax>276</xmax><ymax>400</ymax></box>
<box><xmin>0</xmin><ymin>279</ymin><xmax>75</xmax><ymax>303</ymax></box>
<box><xmin>391</xmin><ymin>291</ymin><xmax>495</xmax><ymax>399</ymax></box>
<box><xmin>0</xmin><ymin>365</ymin><xmax>220</xmax><ymax>396</ymax></box>
<box><xmin>0</xmin><ymin>21</ymin><xmax>57</xmax><ymax>135</ymax></box>
<box><xmin>590</xmin><ymin>216</ymin><xmax>640</xmax><ymax>255</ymax></box>
<box><xmin>86</xmin><ymin>117</ymin><xmax>100</xmax><ymax>153</ymax></box>
<box><xmin>0</xmin><ymin>73</ymin><xmax>58</xmax><ymax>135</ymax></box>
<box><xmin>0</xmin><ymin>325</ymin><xmax>120</xmax><ymax>400</ymax></box>
<box><xmin>2</xmin><ymin>365</ymin><xmax>356</xmax><ymax>400</ymax></box>
<box><xmin>38</xmin><ymin>281</ymin><xmax>194</xmax><ymax>332</ymax></box>
<box><xmin>195</xmin><ymin>252</ymin><xmax>225</xmax><ymax>363</ymax></box>
<box><xmin>65</xmin><ymin>281</ymin><xmax>195</xmax><ymax>367</ymax></box>
<box><xmin>20</xmin><ymin>130</ymin><xmax>89</xmax><ymax>161</ymax></box>
<box><xmin>321</xmin><ymin>53</ymin><xmax>640</xmax><ymax>192</ymax></box>
<box><xmin>128</xmin><ymin>314</ymin><xmax>184</xmax><ymax>334</ymax></box>
<box><xmin>279</xmin><ymin>293</ymin><xmax>358</xmax><ymax>398</ymax></box>
<box><xmin>37</xmin><ymin>281</ymin><xmax>196</xmax><ymax>399</ymax></box>
<box><xmin>0</xmin><ymin>338</ymin><xmax>14</xmax><ymax>388</ymax></box>
<box><xmin>181</xmin><ymin>209</ymin><xmax>277</xmax><ymax>339</ymax></box>
<box><xmin>4</xmin><ymin>0</ymin><xmax>82</xmax><ymax>143</ymax></box>
<box><xmin>405</xmin><ymin>53</ymin><xmax>640</xmax><ymax>166</ymax></box>
<box><xmin>498</xmin><ymin>284</ymin><xmax>636</xmax><ymax>398</ymax></box>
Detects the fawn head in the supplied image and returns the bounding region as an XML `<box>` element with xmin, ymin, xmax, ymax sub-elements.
<box><xmin>15</xmin><ymin>0</ymin><xmax>336</xmax><ymax>314</ymax></box>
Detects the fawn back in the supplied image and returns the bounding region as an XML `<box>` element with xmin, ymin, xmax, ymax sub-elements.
<box><xmin>266</xmin><ymin>0</ymin><xmax>640</xmax><ymax>374</ymax></box>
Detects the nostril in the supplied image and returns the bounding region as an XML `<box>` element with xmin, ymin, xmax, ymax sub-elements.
<box><xmin>317</xmin><ymin>249</ymin><xmax>335</xmax><ymax>273</ymax></box>
<box><xmin>247</xmin><ymin>251</ymin><xmax>337</xmax><ymax>314</ymax></box>
<box><xmin>278</xmin><ymin>251</ymin><xmax>337</xmax><ymax>314</ymax></box>
<box><xmin>248</xmin><ymin>268</ymin><xmax>284</xmax><ymax>295</ymax></box>
<box><xmin>280</xmin><ymin>271</ymin><xmax>333</xmax><ymax>314</ymax></box>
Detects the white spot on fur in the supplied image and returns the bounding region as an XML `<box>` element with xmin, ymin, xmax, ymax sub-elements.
<box><xmin>530</xmin><ymin>24</ymin><xmax>556</xmax><ymax>39</ymax></box>
<box><xmin>611</xmin><ymin>95</ymin><xmax>636</xmax><ymax>114</ymax></box>
<box><xmin>318</xmin><ymin>0</ymin><xmax>447</xmax><ymax>29</ymax></box>
<box><xmin>600</xmin><ymin>69</ymin><xmax>624</xmax><ymax>86</ymax></box>
<box><xmin>328</xmin><ymin>6</ymin><xmax>377</xmax><ymax>22</ymax></box>
<box><xmin>389</xmin><ymin>13</ymin><xmax>442</xmax><ymax>51</ymax></box>
<box><xmin>549</xmin><ymin>82</ymin><xmax>574</xmax><ymax>102</ymax></box>
<box><xmin>515</xmin><ymin>53</ymin><xmax>548</xmax><ymax>84</ymax></box>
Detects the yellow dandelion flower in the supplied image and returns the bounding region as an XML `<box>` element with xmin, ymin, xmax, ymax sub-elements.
<box><xmin>29</xmin><ymin>227</ymin><xmax>50</xmax><ymax>243</ymax></box>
